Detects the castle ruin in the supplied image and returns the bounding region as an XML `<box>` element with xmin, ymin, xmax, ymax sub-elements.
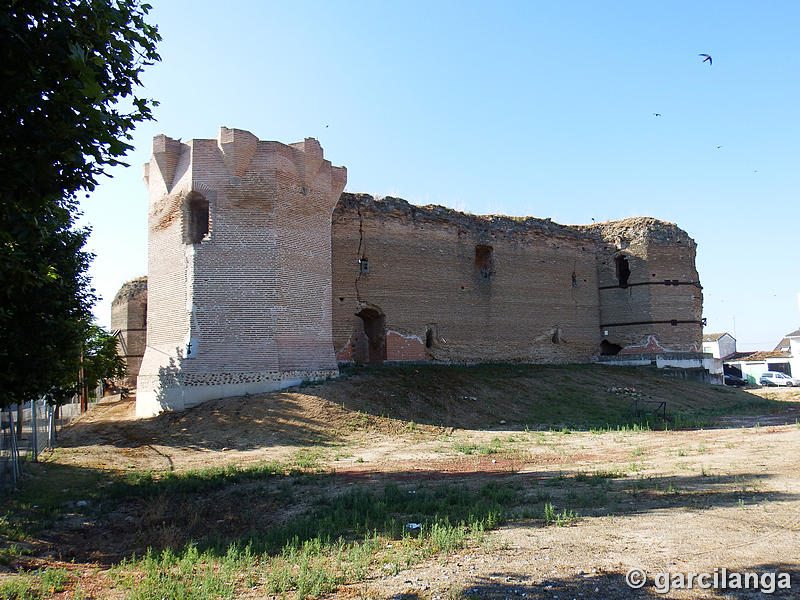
<box><xmin>116</xmin><ymin>128</ymin><xmax>704</xmax><ymax>417</ymax></box>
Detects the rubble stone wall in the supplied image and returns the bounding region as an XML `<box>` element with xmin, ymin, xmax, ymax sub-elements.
<box><xmin>110</xmin><ymin>276</ymin><xmax>147</xmax><ymax>388</ymax></box>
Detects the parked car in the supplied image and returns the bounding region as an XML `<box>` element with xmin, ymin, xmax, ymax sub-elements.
<box><xmin>758</xmin><ymin>372</ymin><xmax>800</xmax><ymax>387</ymax></box>
<box><xmin>723</xmin><ymin>374</ymin><xmax>748</xmax><ymax>387</ymax></box>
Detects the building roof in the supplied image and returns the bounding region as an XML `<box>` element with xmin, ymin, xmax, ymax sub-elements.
<box><xmin>725</xmin><ymin>350</ymin><xmax>791</xmax><ymax>363</ymax></box>
<box><xmin>773</xmin><ymin>337</ymin><xmax>790</xmax><ymax>352</ymax></box>
<box><xmin>702</xmin><ymin>332</ymin><xmax>733</xmax><ymax>342</ymax></box>
<box><xmin>772</xmin><ymin>329</ymin><xmax>800</xmax><ymax>351</ymax></box>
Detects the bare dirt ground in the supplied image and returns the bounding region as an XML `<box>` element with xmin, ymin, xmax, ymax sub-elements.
<box><xmin>6</xmin><ymin>372</ymin><xmax>800</xmax><ymax>599</ymax></box>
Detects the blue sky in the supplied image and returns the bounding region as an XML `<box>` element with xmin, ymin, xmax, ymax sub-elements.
<box><xmin>81</xmin><ymin>0</ymin><xmax>800</xmax><ymax>351</ymax></box>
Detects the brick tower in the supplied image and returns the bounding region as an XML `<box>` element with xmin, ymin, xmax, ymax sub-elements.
<box><xmin>136</xmin><ymin>128</ymin><xmax>346</xmax><ymax>416</ymax></box>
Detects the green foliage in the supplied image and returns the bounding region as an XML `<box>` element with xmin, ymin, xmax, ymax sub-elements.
<box><xmin>0</xmin><ymin>575</ymin><xmax>38</xmax><ymax>600</ymax></box>
<box><xmin>0</xmin><ymin>568</ymin><xmax>68</xmax><ymax>600</ymax></box>
<box><xmin>0</xmin><ymin>0</ymin><xmax>160</xmax><ymax>407</ymax></box>
<box><xmin>82</xmin><ymin>324</ymin><xmax>127</xmax><ymax>399</ymax></box>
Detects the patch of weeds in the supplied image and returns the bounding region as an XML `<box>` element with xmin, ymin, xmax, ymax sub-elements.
<box><xmin>572</xmin><ymin>488</ymin><xmax>609</xmax><ymax>508</ymax></box>
<box><xmin>291</xmin><ymin>448</ymin><xmax>325</xmax><ymax>470</ymax></box>
<box><xmin>543</xmin><ymin>474</ymin><xmax>566</xmax><ymax>487</ymax></box>
<box><xmin>109</xmin><ymin>481</ymin><xmax>516</xmax><ymax>599</ymax></box>
<box><xmin>406</xmin><ymin>421</ymin><xmax>417</xmax><ymax>431</ymax></box>
<box><xmin>574</xmin><ymin>470</ymin><xmax>623</xmax><ymax>485</ymax></box>
<box><xmin>0</xmin><ymin>567</ymin><xmax>69</xmax><ymax>600</ymax></box>
<box><xmin>542</xmin><ymin>503</ymin><xmax>579</xmax><ymax>526</ymax></box>
<box><xmin>452</xmin><ymin>439</ymin><xmax>503</xmax><ymax>455</ymax></box>
<box><xmin>555</xmin><ymin>508</ymin><xmax>580</xmax><ymax>526</ymax></box>
<box><xmin>697</xmin><ymin>443</ymin><xmax>707</xmax><ymax>454</ymax></box>
<box><xmin>0</xmin><ymin>575</ymin><xmax>38</xmax><ymax>600</ymax></box>
<box><xmin>630</xmin><ymin>446</ymin><xmax>645</xmax><ymax>457</ymax></box>
<box><xmin>114</xmin><ymin>544</ymin><xmax>238</xmax><ymax>600</ymax></box>
<box><xmin>543</xmin><ymin>502</ymin><xmax>555</xmax><ymax>525</ymax></box>
<box><xmin>37</xmin><ymin>568</ymin><xmax>68</xmax><ymax>595</ymax></box>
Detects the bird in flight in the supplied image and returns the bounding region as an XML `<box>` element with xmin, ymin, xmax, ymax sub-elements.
<box><xmin>653</xmin><ymin>113</ymin><xmax>661</xmax><ymax>117</ymax></box>
<box><xmin>699</xmin><ymin>53</ymin><xmax>712</xmax><ymax>65</ymax></box>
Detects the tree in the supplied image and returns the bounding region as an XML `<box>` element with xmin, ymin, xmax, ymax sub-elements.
<box><xmin>0</xmin><ymin>1</ymin><xmax>160</xmax><ymax>407</ymax></box>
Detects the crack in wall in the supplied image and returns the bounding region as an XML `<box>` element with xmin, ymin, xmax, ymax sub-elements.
<box><xmin>355</xmin><ymin>204</ymin><xmax>364</xmax><ymax>302</ymax></box>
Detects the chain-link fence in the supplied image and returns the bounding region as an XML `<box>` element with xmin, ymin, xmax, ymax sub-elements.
<box><xmin>0</xmin><ymin>396</ymin><xmax>87</xmax><ymax>492</ymax></box>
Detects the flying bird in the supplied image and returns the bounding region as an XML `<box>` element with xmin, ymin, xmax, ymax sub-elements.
<box><xmin>699</xmin><ymin>53</ymin><xmax>712</xmax><ymax>65</ymax></box>
<box><xmin>653</xmin><ymin>113</ymin><xmax>662</xmax><ymax>117</ymax></box>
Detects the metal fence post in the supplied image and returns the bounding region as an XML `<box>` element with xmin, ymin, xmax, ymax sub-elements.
<box><xmin>0</xmin><ymin>411</ymin><xmax>5</xmax><ymax>490</ymax></box>
<box><xmin>7</xmin><ymin>409</ymin><xmax>20</xmax><ymax>487</ymax></box>
<box><xmin>47</xmin><ymin>403</ymin><xmax>56</xmax><ymax>448</ymax></box>
<box><xmin>30</xmin><ymin>399</ymin><xmax>38</xmax><ymax>462</ymax></box>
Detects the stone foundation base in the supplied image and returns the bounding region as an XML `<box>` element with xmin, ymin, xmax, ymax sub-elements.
<box><xmin>135</xmin><ymin>369</ymin><xmax>338</xmax><ymax>417</ymax></box>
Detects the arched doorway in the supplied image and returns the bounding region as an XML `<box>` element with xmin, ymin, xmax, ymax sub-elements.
<box><xmin>354</xmin><ymin>308</ymin><xmax>386</xmax><ymax>364</ymax></box>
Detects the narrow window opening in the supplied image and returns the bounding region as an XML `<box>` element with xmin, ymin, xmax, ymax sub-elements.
<box><xmin>475</xmin><ymin>245</ymin><xmax>494</xmax><ymax>279</ymax></box>
<box><xmin>425</xmin><ymin>325</ymin><xmax>438</xmax><ymax>350</ymax></box>
<box><xmin>187</xmin><ymin>194</ymin><xmax>210</xmax><ymax>244</ymax></box>
<box><xmin>571</xmin><ymin>272</ymin><xmax>578</xmax><ymax>288</ymax></box>
<box><xmin>614</xmin><ymin>255</ymin><xmax>630</xmax><ymax>288</ymax></box>
<box><xmin>551</xmin><ymin>327</ymin><xmax>561</xmax><ymax>344</ymax></box>
<box><xmin>359</xmin><ymin>257</ymin><xmax>369</xmax><ymax>274</ymax></box>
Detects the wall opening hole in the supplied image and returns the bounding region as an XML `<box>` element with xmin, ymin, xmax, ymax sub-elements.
<box><xmin>571</xmin><ymin>272</ymin><xmax>577</xmax><ymax>287</ymax></box>
<box><xmin>600</xmin><ymin>340</ymin><xmax>622</xmax><ymax>355</ymax></box>
<box><xmin>614</xmin><ymin>255</ymin><xmax>630</xmax><ymax>288</ymax></box>
<box><xmin>475</xmin><ymin>245</ymin><xmax>494</xmax><ymax>279</ymax></box>
<box><xmin>187</xmin><ymin>193</ymin><xmax>210</xmax><ymax>244</ymax></box>
<box><xmin>354</xmin><ymin>308</ymin><xmax>385</xmax><ymax>364</ymax></box>
<box><xmin>551</xmin><ymin>327</ymin><xmax>561</xmax><ymax>344</ymax></box>
<box><xmin>359</xmin><ymin>257</ymin><xmax>369</xmax><ymax>274</ymax></box>
<box><xmin>425</xmin><ymin>326</ymin><xmax>436</xmax><ymax>349</ymax></box>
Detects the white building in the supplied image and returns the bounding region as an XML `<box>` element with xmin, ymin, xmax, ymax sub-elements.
<box><xmin>701</xmin><ymin>332</ymin><xmax>736</xmax><ymax>359</ymax></box>
<box><xmin>724</xmin><ymin>328</ymin><xmax>800</xmax><ymax>383</ymax></box>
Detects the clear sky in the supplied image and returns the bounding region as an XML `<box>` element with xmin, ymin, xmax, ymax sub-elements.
<box><xmin>81</xmin><ymin>0</ymin><xmax>800</xmax><ymax>352</ymax></box>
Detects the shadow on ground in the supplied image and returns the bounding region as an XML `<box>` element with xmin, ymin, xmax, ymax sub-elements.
<box><xmin>389</xmin><ymin>562</ymin><xmax>798</xmax><ymax>599</ymax></box>
<box><xmin>4</xmin><ymin>460</ymin><xmax>795</xmax><ymax>569</ymax></box>
<box><xmin>55</xmin><ymin>363</ymin><xmax>800</xmax><ymax>453</ymax></box>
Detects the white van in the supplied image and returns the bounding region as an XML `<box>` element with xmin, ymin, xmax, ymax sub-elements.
<box><xmin>759</xmin><ymin>372</ymin><xmax>799</xmax><ymax>387</ymax></box>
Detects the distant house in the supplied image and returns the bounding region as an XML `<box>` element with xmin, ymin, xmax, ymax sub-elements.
<box><xmin>723</xmin><ymin>328</ymin><xmax>800</xmax><ymax>383</ymax></box>
<box><xmin>701</xmin><ymin>332</ymin><xmax>736</xmax><ymax>359</ymax></box>
<box><xmin>773</xmin><ymin>328</ymin><xmax>800</xmax><ymax>352</ymax></box>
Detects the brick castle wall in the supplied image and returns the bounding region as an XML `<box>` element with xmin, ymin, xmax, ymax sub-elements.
<box><xmin>331</xmin><ymin>195</ymin><xmax>702</xmax><ymax>363</ymax></box>
<box><xmin>136</xmin><ymin>128</ymin><xmax>345</xmax><ymax>416</ymax></box>
<box><xmin>331</xmin><ymin>195</ymin><xmax>603</xmax><ymax>363</ymax></box>
<box><xmin>125</xmin><ymin>129</ymin><xmax>702</xmax><ymax>416</ymax></box>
